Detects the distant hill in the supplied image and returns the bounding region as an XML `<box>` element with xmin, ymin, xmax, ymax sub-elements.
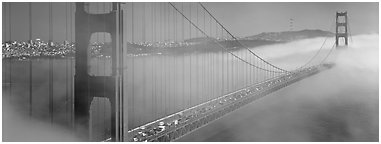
<box><xmin>126</xmin><ymin>29</ymin><xmax>335</xmax><ymax>55</ymax></box>
<box><xmin>243</xmin><ymin>29</ymin><xmax>334</xmax><ymax>42</ymax></box>
<box><xmin>184</xmin><ymin>37</ymin><xmax>217</xmax><ymax>43</ymax></box>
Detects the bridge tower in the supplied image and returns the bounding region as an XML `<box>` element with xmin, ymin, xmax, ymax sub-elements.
<box><xmin>74</xmin><ymin>3</ymin><xmax>125</xmax><ymax>141</ymax></box>
<box><xmin>335</xmin><ymin>11</ymin><xmax>348</xmax><ymax>46</ymax></box>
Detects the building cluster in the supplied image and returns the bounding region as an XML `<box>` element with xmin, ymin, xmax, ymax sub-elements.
<box><xmin>2</xmin><ymin>39</ymin><xmax>74</xmax><ymax>59</ymax></box>
<box><xmin>2</xmin><ymin>39</ymin><xmax>111</xmax><ymax>60</ymax></box>
<box><xmin>2</xmin><ymin>40</ymin><xmax>194</xmax><ymax>60</ymax></box>
<box><xmin>2</xmin><ymin>38</ymin><xmax>228</xmax><ymax>60</ymax></box>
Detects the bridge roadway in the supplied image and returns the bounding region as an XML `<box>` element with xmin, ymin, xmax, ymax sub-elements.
<box><xmin>126</xmin><ymin>63</ymin><xmax>335</xmax><ymax>142</ymax></box>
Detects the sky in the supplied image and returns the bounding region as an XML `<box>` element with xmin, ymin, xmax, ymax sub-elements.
<box><xmin>203</xmin><ymin>2</ymin><xmax>378</xmax><ymax>36</ymax></box>
<box><xmin>2</xmin><ymin>2</ymin><xmax>379</xmax><ymax>42</ymax></box>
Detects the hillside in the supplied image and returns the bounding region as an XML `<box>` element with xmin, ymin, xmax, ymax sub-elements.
<box><xmin>243</xmin><ymin>29</ymin><xmax>334</xmax><ymax>42</ymax></box>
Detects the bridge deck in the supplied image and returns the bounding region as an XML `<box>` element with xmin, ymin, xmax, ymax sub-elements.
<box><xmin>126</xmin><ymin>63</ymin><xmax>334</xmax><ymax>142</ymax></box>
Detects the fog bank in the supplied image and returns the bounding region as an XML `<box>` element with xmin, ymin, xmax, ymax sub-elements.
<box><xmin>177</xmin><ymin>34</ymin><xmax>379</xmax><ymax>142</ymax></box>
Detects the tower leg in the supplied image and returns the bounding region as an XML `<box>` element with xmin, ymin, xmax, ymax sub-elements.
<box><xmin>74</xmin><ymin>2</ymin><xmax>91</xmax><ymax>140</ymax></box>
<box><xmin>74</xmin><ymin>2</ymin><xmax>123</xmax><ymax>141</ymax></box>
<box><xmin>345</xmin><ymin>36</ymin><xmax>348</xmax><ymax>45</ymax></box>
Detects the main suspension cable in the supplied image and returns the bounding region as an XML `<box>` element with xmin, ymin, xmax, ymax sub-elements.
<box><xmin>295</xmin><ymin>17</ymin><xmax>336</xmax><ymax>70</ymax></box>
<box><xmin>169</xmin><ymin>2</ymin><xmax>286</xmax><ymax>74</ymax></box>
<box><xmin>198</xmin><ymin>2</ymin><xmax>289</xmax><ymax>73</ymax></box>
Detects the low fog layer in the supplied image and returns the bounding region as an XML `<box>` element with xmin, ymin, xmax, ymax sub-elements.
<box><xmin>2</xmin><ymin>103</ymin><xmax>81</xmax><ymax>141</ymax></box>
<box><xmin>178</xmin><ymin>34</ymin><xmax>378</xmax><ymax>142</ymax></box>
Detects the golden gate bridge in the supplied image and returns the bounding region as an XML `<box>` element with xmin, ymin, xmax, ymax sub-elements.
<box><xmin>2</xmin><ymin>2</ymin><xmax>350</xmax><ymax>142</ymax></box>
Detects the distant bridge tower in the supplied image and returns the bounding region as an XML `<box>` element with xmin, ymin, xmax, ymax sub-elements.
<box><xmin>335</xmin><ymin>11</ymin><xmax>348</xmax><ymax>46</ymax></box>
<box><xmin>74</xmin><ymin>2</ymin><xmax>124</xmax><ymax>142</ymax></box>
<box><xmin>289</xmin><ymin>18</ymin><xmax>294</xmax><ymax>31</ymax></box>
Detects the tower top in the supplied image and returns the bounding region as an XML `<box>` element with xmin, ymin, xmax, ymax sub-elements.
<box><xmin>335</xmin><ymin>11</ymin><xmax>348</xmax><ymax>47</ymax></box>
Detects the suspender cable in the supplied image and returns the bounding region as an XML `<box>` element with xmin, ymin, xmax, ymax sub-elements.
<box><xmin>196</xmin><ymin>3</ymin><xmax>199</xmax><ymax>105</ymax></box>
<box><xmin>151</xmin><ymin>3</ymin><xmax>154</xmax><ymax>121</ymax></box>
<box><xmin>174</xmin><ymin>5</ymin><xmax>177</xmax><ymax>42</ymax></box>
<box><xmin>165</xmin><ymin>3</ymin><xmax>168</xmax><ymax>41</ymax></box>
<box><xmin>142</xmin><ymin>3</ymin><xmax>146</xmax><ymax>42</ymax></box>
<box><xmin>9</xmin><ymin>3</ymin><xmax>11</xmax><ymax>41</ymax></box>
<box><xmin>152</xmin><ymin>3</ymin><xmax>157</xmax><ymax>42</ymax></box>
<box><xmin>3</xmin><ymin>2</ymin><xmax>7</xmax><ymax>107</ymax></box>
<box><xmin>9</xmin><ymin>3</ymin><xmax>12</xmax><ymax>101</ymax></box>
<box><xmin>163</xmin><ymin>3</ymin><xmax>166</xmax><ymax>41</ymax></box>
<box><xmin>168</xmin><ymin>4</ymin><xmax>171</xmax><ymax>41</ymax></box>
<box><xmin>160</xmin><ymin>3</ymin><xmax>164</xmax><ymax>116</ymax></box>
<box><xmin>209</xmin><ymin>14</ymin><xmax>215</xmax><ymax>98</ymax></box>
<box><xmin>28</xmin><ymin>2</ymin><xmax>33</xmax><ymax>118</ymax></box>
<box><xmin>151</xmin><ymin>3</ymin><xmax>154</xmax><ymax>42</ymax></box>
<box><xmin>203</xmin><ymin>7</ymin><xmax>206</xmax><ymax>102</ymax></box>
<box><xmin>246</xmin><ymin>47</ymin><xmax>253</xmax><ymax>85</ymax></box>
<box><xmin>173</xmin><ymin>6</ymin><xmax>177</xmax><ymax>112</ymax></box>
<box><xmin>159</xmin><ymin>3</ymin><xmax>162</xmax><ymax>42</ymax></box>
<box><xmin>220</xmin><ymin>21</ymin><xmax>224</xmax><ymax>95</ymax></box>
<box><xmin>48</xmin><ymin>2</ymin><xmax>54</xmax><ymax>124</ymax></box>
<box><xmin>165</xmin><ymin>3</ymin><xmax>169</xmax><ymax>114</ymax></box>
<box><xmin>153</xmin><ymin>3</ymin><xmax>157</xmax><ymax>121</ymax></box>
<box><xmin>29</xmin><ymin>3</ymin><xmax>32</xmax><ymax>41</ymax></box>
<box><xmin>182</xmin><ymin>3</ymin><xmax>185</xmax><ymax>110</ymax></box>
<box><xmin>235</xmin><ymin>44</ymin><xmax>237</xmax><ymax>89</ymax></box>
<box><xmin>65</xmin><ymin>2</ymin><xmax>70</xmax><ymax>124</ymax></box>
<box><xmin>246</xmin><ymin>44</ymin><xmax>249</xmax><ymax>87</ymax></box>
<box><xmin>3</xmin><ymin>3</ymin><xmax>6</xmax><ymax>41</ymax></box>
<box><xmin>196</xmin><ymin>3</ymin><xmax>199</xmax><ymax>38</ymax></box>
<box><xmin>189</xmin><ymin>3</ymin><xmax>192</xmax><ymax>107</ymax></box>
<box><xmin>165</xmin><ymin>3</ymin><xmax>168</xmax><ymax>114</ymax></box>
<box><xmin>131</xmin><ymin>2</ymin><xmax>135</xmax><ymax>126</ymax></box>
<box><xmin>168</xmin><ymin>5</ymin><xmax>171</xmax><ymax>112</ymax></box>
<box><xmin>164</xmin><ymin>2</ymin><xmax>167</xmax><ymax>115</ymax></box>
<box><xmin>254</xmin><ymin>54</ymin><xmax>257</xmax><ymax>84</ymax></box>
<box><xmin>142</xmin><ymin>3</ymin><xmax>147</xmax><ymax>124</ymax></box>
<box><xmin>211</xmin><ymin>22</ymin><xmax>215</xmax><ymax>99</ymax></box>
<box><xmin>158</xmin><ymin>3</ymin><xmax>162</xmax><ymax>117</ymax></box>
<box><xmin>169</xmin><ymin>4</ymin><xmax>173</xmax><ymax>113</ymax></box>
<box><xmin>70</xmin><ymin>2</ymin><xmax>74</xmax><ymax>128</ymax></box>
